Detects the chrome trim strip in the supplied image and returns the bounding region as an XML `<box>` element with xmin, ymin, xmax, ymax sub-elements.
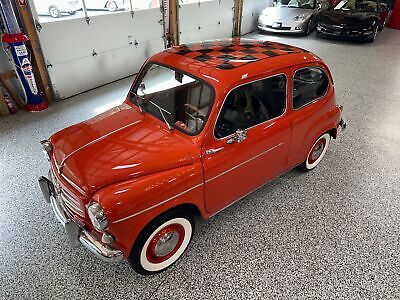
<box><xmin>212</xmin><ymin>73</ymin><xmax>288</xmax><ymax>141</ymax></box>
<box><xmin>58</xmin><ymin>120</ymin><xmax>141</xmax><ymax>174</ymax></box>
<box><xmin>112</xmin><ymin>182</ymin><xmax>204</xmax><ymax>224</ymax></box>
<box><xmin>60</xmin><ymin>173</ymin><xmax>87</xmax><ymax>196</ymax></box>
<box><xmin>61</xmin><ymin>194</ymin><xmax>84</xmax><ymax>215</ymax></box>
<box><xmin>209</xmin><ymin>163</ymin><xmax>293</xmax><ymax>218</ymax></box>
<box><xmin>205</xmin><ymin>142</ymin><xmax>283</xmax><ymax>183</ymax></box>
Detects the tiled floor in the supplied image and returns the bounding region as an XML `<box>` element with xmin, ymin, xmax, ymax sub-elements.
<box><xmin>1</xmin><ymin>28</ymin><xmax>400</xmax><ymax>299</ymax></box>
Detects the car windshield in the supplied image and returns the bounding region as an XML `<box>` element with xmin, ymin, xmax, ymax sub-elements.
<box><xmin>130</xmin><ymin>63</ymin><xmax>214</xmax><ymax>135</ymax></box>
<box><xmin>274</xmin><ymin>0</ymin><xmax>316</xmax><ymax>9</ymax></box>
<box><xmin>334</xmin><ymin>0</ymin><xmax>378</xmax><ymax>12</ymax></box>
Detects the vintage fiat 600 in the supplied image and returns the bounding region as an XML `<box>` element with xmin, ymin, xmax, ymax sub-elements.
<box><xmin>39</xmin><ymin>38</ymin><xmax>345</xmax><ymax>275</ymax></box>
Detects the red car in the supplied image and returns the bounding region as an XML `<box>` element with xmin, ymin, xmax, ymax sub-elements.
<box><xmin>39</xmin><ymin>38</ymin><xmax>346</xmax><ymax>275</ymax></box>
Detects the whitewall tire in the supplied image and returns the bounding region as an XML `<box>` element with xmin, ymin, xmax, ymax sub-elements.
<box><xmin>304</xmin><ymin>133</ymin><xmax>331</xmax><ymax>170</ymax></box>
<box><xmin>129</xmin><ymin>210</ymin><xmax>194</xmax><ymax>275</ymax></box>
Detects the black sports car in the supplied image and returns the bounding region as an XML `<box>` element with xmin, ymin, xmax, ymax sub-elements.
<box><xmin>316</xmin><ymin>0</ymin><xmax>389</xmax><ymax>42</ymax></box>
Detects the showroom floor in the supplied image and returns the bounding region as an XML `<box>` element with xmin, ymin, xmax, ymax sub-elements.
<box><xmin>1</xmin><ymin>29</ymin><xmax>400</xmax><ymax>299</ymax></box>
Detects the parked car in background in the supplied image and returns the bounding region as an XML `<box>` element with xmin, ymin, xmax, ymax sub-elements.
<box><xmin>258</xmin><ymin>0</ymin><xmax>329</xmax><ymax>35</ymax></box>
<box><xmin>39</xmin><ymin>38</ymin><xmax>345</xmax><ymax>275</ymax></box>
<box><xmin>35</xmin><ymin>0</ymin><xmax>81</xmax><ymax>18</ymax></box>
<box><xmin>317</xmin><ymin>0</ymin><xmax>388</xmax><ymax>42</ymax></box>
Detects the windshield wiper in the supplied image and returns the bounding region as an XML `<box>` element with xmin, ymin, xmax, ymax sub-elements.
<box><xmin>130</xmin><ymin>91</ymin><xmax>174</xmax><ymax>131</ymax></box>
<box><xmin>147</xmin><ymin>99</ymin><xmax>174</xmax><ymax>131</ymax></box>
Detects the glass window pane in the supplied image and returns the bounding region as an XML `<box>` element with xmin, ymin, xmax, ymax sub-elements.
<box><xmin>292</xmin><ymin>67</ymin><xmax>329</xmax><ymax>110</ymax></box>
<box><xmin>130</xmin><ymin>63</ymin><xmax>214</xmax><ymax>135</ymax></box>
<box><xmin>215</xmin><ymin>75</ymin><xmax>287</xmax><ymax>139</ymax></box>
<box><xmin>33</xmin><ymin>0</ymin><xmax>85</xmax><ymax>23</ymax></box>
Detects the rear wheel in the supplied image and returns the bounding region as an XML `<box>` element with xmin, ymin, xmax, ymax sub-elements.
<box><xmin>49</xmin><ymin>6</ymin><xmax>61</xmax><ymax>18</ymax></box>
<box><xmin>301</xmin><ymin>133</ymin><xmax>331</xmax><ymax>171</ymax></box>
<box><xmin>106</xmin><ymin>1</ymin><xmax>118</xmax><ymax>11</ymax></box>
<box><xmin>129</xmin><ymin>209</ymin><xmax>194</xmax><ymax>275</ymax></box>
<box><xmin>68</xmin><ymin>11</ymin><xmax>77</xmax><ymax>15</ymax></box>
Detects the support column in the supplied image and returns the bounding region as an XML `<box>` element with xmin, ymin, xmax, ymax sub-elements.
<box><xmin>388</xmin><ymin>1</ymin><xmax>400</xmax><ymax>30</ymax></box>
<box><xmin>169</xmin><ymin>0</ymin><xmax>179</xmax><ymax>46</ymax></box>
<box><xmin>15</xmin><ymin>0</ymin><xmax>55</xmax><ymax>102</ymax></box>
<box><xmin>233</xmin><ymin>0</ymin><xmax>244</xmax><ymax>37</ymax></box>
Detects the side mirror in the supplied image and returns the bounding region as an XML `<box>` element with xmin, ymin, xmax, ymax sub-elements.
<box><xmin>227</xmin><ymin>129</ymin><xmax>248</xmax><ymax>144</ymax></box>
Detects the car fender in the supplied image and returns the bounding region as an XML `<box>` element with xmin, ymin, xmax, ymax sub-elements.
<box><xmin>91</xmin><ymin>162</ymin><xmax>206</xmax><ymax>256</ymax></box>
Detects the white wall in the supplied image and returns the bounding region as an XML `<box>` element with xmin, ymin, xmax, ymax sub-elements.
<box><xmin>37</xmin><ymin>9</ymin><xmax>164</xmax><ymax>99</ymax></box>
<box><xmin>179</xmin><ymin>0</ymin><xmax>234</xmax><ymax>44</ymax></box>
<box><xmin>241</xmin><ymin>0</ymin><xmax>272</xmax><ymax>35</ymax></box>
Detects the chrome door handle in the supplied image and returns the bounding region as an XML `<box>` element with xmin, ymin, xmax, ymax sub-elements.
<box><xmin>205</xmin><ymin>147</ymin><xmax>224</xmax><ymax>155</ymax></box>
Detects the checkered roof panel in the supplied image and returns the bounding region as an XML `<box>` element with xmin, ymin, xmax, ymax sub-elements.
<box><xmin>167</xmin><ymin>39</ymin><xmax>307</xmax><ymax>70</ymax></box>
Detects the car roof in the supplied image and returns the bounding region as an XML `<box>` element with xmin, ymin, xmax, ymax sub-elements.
<box><xmin>150</xmin><ymin>38</ymin><xmax>322</xmax><ymax>89</ymax></box>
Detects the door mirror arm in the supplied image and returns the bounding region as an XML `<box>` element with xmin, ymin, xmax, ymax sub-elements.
<box><xmin>226</xmin><ymin>129</ymin><xmax>248</xmax><ymax>144</ymax></box>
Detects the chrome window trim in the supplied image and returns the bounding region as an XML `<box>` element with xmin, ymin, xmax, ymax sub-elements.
<box><xmin>112</xmin><ymin>182</ymin><xmax>204</xmax><ymax>224</ymax></box>
<box><xmin>212</xmin><ymin>72</ymin><xmax>289</xmax><ymax>141</ymax></box>
<box><xmin>292</xmin><ymin>66</ymin><xmax>330</xmax><ymax>111</ymax></box>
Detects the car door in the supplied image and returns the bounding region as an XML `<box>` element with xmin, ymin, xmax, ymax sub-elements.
<box><xmin>288</xmin><ymin>64</ymin><xmax>332</xmax><ymax>165</ymax></box>
<box><xmin>202</xmin><ymin>72</ymin><xmax>292</xmax><ymax>214</ymax></box>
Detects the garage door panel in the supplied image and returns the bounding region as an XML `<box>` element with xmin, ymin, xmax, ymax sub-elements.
<box><xmin>242</xmin><ymin>0</ymin><xmax>272</xmax><ymax>35</ymax></box>
<box><xmin>38</xmin><ymin>9</ymin><xmax>164</xmax><ymax>99</ymax></box>
<box><xmin>179</xmin><ymin>0</ymin><xmax>234</xmax><ymax>44</ymax></box>
<box><xmin>47</xmin><ymin>36</ymin><xmax>162</xmax><ymax>99</ymax></box>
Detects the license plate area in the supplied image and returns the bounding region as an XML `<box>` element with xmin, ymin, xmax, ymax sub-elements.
<box><xmin>272</xmin><ymin>22</ymin><xmax>282</xmax><ymax>28</ymax></box>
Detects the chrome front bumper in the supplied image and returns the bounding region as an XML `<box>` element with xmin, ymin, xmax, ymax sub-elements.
<box><xmin>258</xmin><ymin>23</ymin><xmax>305</xmax><ymax>34</ymax></box>
<box><xmin>38</xmin><ymin>176</ymin><xmax>123</xmax><ymax>263</ymax></box>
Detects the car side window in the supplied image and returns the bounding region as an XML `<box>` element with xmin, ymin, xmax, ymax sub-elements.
<box><xmin>215</xmin><ymin>74</ymin><xmax>286</xmax><ymax>139</ymax></box>
<box><xmin>292</xmin><ymin>67</ymin><xmax>329</xmax><ymax>110</ymax></box>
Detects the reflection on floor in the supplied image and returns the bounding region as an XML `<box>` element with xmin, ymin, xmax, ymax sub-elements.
<box><xmin>1</xmin><ymin>29</ymin><xmax>400</xmax><ymax>299</ymax></box>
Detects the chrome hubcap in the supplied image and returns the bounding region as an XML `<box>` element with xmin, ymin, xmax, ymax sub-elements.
<box><xmin>154</xmin><ymin>231</ymin><xmax>179</xmax><ymax>257</ymax></box>
<box><xmin>50</xmin><ymin>8</ymin><xmax>58</xmax><ymax>16</ymax></box>
<box><xmin>311</xmin><ymin>143</ymin><xmax>324</xmax><ymax>161</ymax></box>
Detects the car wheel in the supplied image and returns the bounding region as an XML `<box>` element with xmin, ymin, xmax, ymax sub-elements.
<box><xmin>49</xmin><ymin>6</ymin><xmax>61</xmax><ymax>18</ymax></box>
<box><xmin>106</xmin><ymin>1</ymin><xmax>118</xmax><ymax>11</ymax></box>
<box><xmin>68</xmin><ymin>11</ymin><xmax>76</xmax><ymax>15</ymax></box>
<box><xmin>367</xmin><ymin>26</ymin><xmax>379</xmax><ymax>43</ymax></box>
<box><xmin>301</xmin><ymin>133</ymin><xmax>331</xmax><ymax>171</ymax></box>
<box><xmin>129</xmin><ymin>209</ymin><xmax>194</xmax><ymax>275</ymax></box>
<box><xmin>303</xmin><ymin>17</ymin><xmax>313</xmax><ymax>36</ymax></box>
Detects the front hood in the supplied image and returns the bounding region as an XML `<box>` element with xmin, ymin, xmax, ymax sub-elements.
<box><xmin>320</xmin><ymin>10</ymin><xmax>378</xmax><ymax>28</ymax></box>
<box><xmin>260</xmin><ymin>7</ymin><xmax>313</xmax><ymax>23</ymax></box>
<box><xmin>50</xmin><ymin>102</ymin><xmax>194</xmax><ymax>196</ymax></box>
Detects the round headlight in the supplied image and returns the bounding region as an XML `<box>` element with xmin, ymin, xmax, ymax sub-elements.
<box><xmin>87</xmin><ymin>202</ymin><xmax>108</xmax><ymax>231</ymax></box>
<box><xmin>40</xmin><ymin>140</ymin><xmax>53</xmax><ymax>158</ymax></box>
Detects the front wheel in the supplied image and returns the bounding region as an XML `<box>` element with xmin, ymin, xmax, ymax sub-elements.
<box><xmin>303</xmin><ymin>17</ymin><xmax>314</xmax><ymax>36</ymax></box>
<box><xmin>106</xmin><ymin>1</ymin><xmax>118</xmax><ymax>11</ymax></box>
<box><xmin>129</xmin><ymin>209</ymin><xmax>194</xmax><ymax>275</ymax></box>
<box><xmin>367</xmin><ymin>26</ymin><xmax>379</xmax><ymax>43</ymax></box>
<box><xmin>301</xmin><ymin>133</ymin><xmax>331</xmax><ymax>171</ymax></box>
<box><xmin>49</xmin><ymin>6</ymin><xmax>61</xmax><ymax>18</ymax></box>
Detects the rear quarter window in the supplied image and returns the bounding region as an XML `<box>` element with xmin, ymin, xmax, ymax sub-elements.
<box><xmin>292</xmin><ymin>67</ymin><xmax>329</xmax><ymax>110</ymax></box>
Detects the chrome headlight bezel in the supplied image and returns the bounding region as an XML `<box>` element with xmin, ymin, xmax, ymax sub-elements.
<box><xmin>40</xmin><ymin>140</ymin><xmax>53</xmax><ymax>160</ymax></box>
<box><xmin>87</xmin><ymin>202</ymin><xmax>109</xmax><ymax>232</ymax></box>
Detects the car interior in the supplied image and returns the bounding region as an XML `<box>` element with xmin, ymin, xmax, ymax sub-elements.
<box><xmin>215</xmin><ymin>75</ymin><xmax>286</xmax><ymax>138</ymax></box>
